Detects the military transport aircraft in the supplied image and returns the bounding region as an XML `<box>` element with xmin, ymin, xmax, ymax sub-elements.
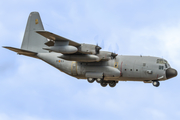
<box><xmin>3</xmin><ymin>12</ymin><xmax>178</xmax><ymax>87</ymax></box>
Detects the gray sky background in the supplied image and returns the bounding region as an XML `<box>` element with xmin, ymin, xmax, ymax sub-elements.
<box><xmin>0</xmin><ymin>0</ymin><xmax>180</xmax><ymax>120</ymax></box>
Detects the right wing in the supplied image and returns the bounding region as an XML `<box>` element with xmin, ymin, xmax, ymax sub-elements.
<box><xmin>3</xmin><ymin>46</ymin><xmax>38</xmax><ymax>58</ymax></box>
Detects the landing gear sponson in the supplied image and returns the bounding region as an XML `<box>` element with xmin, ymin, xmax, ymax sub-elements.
<box><xmin>87</xmin><ymin>77</ymin><xmax>118</xmax><ymax>87</ymax></box>
<box><xmin>88</xmin><ymin>78</ymin><xmax>161</xmax><ymax>87</ymax></box>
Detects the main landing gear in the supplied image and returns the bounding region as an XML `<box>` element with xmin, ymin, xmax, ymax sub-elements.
<box><xmin>109</xmin><ymin>81</ymin><xmax>116</xmax><ymax>87</ymax></box>
<box><xmin>87</xmin><ymin>78</ymin><xmax>117</xmax><ymax>87</ymax></box>
<box><xmin>152</xmin><ymin>80</ymin><xmax>160</xmax><ymax>87</ymax></box>
<box><xmin>100</xmin><ymin>82</ymin><xmax>108</xmax><ymax>87</ymax></box>
<box><xmin>96</xmin><ymin>78</ymin><xmax>103</xmax><ymax>83</ymax></box>
<box><xmin>87</xmin><ymin>78</ymin><xmax>95</xmax><ymax>83</ymax></box>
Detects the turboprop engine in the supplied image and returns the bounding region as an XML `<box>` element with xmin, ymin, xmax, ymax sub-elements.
<box><xmin>78</xmin><ymin>43</ymin><xmax>101</xmax><ymax>54</ymax></box>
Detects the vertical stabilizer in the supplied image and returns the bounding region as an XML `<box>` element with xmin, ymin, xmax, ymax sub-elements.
<box><xmin>21</xmin><ymin>12</ymin><xmax>48</xmax><ymax>53</ymax></box>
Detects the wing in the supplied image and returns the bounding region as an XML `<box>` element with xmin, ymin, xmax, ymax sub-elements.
<box><xmin>3</xmin><ymin>46</ymin><xmax>38</xmax><ymax>58</ymax></box>
<box><xmin>36</xmin><ymin>30</ymin><xmax>117</xmax><ymax>62</ymax></box>
<box><xmin>36</xmin><ymin>30</ymin><xmax>80</xmax><ymax>47</ymax></box>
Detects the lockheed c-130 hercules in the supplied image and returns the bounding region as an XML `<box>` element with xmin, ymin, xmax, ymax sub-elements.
<box><xmin>3</xmin><ymin>12</ymin><xmax>178</xmax><ymax>87</ymax></box>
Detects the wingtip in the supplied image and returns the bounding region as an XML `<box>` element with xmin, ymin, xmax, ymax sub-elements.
<box><xmin>2</xmin><ymin>46</ymin><xmax>16</xmax><ymax>49</ymax></box>
<box><xmin>2</xmin><ymin>46</ymin><xmax>8</xmax><ymax>48</ymax></box>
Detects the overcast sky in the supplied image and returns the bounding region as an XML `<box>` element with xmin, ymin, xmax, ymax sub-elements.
<box><xmin>1</xmin><ymin>0</ymin><xmax>180</xmax><ymax>120</ymax></box>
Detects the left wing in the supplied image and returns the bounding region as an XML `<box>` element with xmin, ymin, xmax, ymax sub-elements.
<box><xmin>36</xmin><ymin>30</ymin><xmax>80</xmax><ymax>47</ymax></box>
<box><xmin>36</xmin><ymin>30</ymin><xmax>117</xmax><ymax>62</ymax></box>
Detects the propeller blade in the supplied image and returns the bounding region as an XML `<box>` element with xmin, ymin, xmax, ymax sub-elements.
<box><xmin>111</xmin><ymin>52</ymin><xmax>118</xmax><ymax>59</ymax></box>
<box><xmin>95</xmin><ymin>45</ymin><xmax>102</xmax><ymax>54</ymax></box>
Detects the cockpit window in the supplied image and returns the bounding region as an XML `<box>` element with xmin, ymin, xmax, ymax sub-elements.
<box><xmin>157</xmin><ymin>59</ymin><xmax>170</xmax><ymax>68</ymax></box>
<box><xmin>157</xmin><ymin>59</ymin><xmax>164</xmax><ymax>64</ymax></box>
<box><xmin>165</xmin><ymin>63</ymin><xmax>168</xmax><ymax>68</ymax></box>
<box><xmin>157</xmin><ymin>59</ymin><xmax>167</xmax><ymax>64</ymax></box>
<box><xmin>159</xmin><ymin>65</ymin><xmax>164</xmax><ymax>70</ymax></box>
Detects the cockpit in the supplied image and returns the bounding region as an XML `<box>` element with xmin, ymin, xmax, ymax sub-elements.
<box><xmin>157</xmin><ymin>59</ymin><xmax>171</xmax><ymax>69</ymax></box>
<box><xmin>156</xmin><ymin>59</ymin><xmax>177</xmax><ymax>79</ymax></box>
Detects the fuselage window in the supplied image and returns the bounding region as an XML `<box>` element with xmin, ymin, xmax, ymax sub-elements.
<box><xmin>143</xmin><ymin>63</ymin><xmax>146</xmax><ymax>66</ymax></box>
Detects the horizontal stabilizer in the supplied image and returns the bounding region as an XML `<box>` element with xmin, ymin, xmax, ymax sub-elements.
<box><xmin>36</xmin><ymin>30</ymin><xmax>80</xmax><ymax>47</ymax></box>
<box><xmin>3</xmin><ymin>46</ymin><xmax>37</xmax><ymax>58</ymax></box>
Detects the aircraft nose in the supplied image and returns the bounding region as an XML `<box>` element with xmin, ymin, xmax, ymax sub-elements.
<box><xmin>166</xmin><ymin>68</ymin><xmax>178</xmax><ymax>79</ymax></box>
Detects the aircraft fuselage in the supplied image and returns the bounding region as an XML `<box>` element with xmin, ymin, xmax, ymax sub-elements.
<box><xmin>37</xmin><ymin>53</ymin><xmax>177</xmax><ymax>84</ymax></box>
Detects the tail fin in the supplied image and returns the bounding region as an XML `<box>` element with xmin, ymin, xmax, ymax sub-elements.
<box><xmin>21</xmin><ymin>12</ymin><xmax>48</xmax><ymax>53</ymax></box>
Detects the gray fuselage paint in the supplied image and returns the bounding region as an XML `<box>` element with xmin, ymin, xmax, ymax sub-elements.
<box><xmin>37</xmin><ymin>53</ymin><xmax>167</xmax><ymax>82</ymax></box>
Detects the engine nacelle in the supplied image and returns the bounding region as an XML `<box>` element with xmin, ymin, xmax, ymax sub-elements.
<box><xmin>97</xmin><ymin>51</ymin><xmax>114</xmax><ymax>61</ymax></box>
<box><xmin>78</xmin><ymin>43</ymin><xmax>101</xmax><ymax>54</ymax></box>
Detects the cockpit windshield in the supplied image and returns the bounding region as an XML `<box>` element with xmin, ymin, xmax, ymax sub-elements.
<box><xmin>157</xmin><ymin>59</ymin><xmax>170</xmax><ymax>68</ymax></box>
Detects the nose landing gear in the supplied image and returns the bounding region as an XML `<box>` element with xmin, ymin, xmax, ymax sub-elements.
<box><xmin>152</xmin><ymin>80</ymin><xmax>160</xmax><ymax>87</ymax></box>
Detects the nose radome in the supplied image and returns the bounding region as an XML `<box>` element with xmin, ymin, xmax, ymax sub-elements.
<box><xmin>166</xmin><ymin>68</ymin><xmax>178</xmax><ymax>79</ymax></box>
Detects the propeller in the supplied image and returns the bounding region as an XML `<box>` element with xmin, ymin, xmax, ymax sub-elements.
<box><xmin>109</xmin><ymin>43</ymin><xmax>119</xmax><ymax>59</ymax></box>
<box><xmin>94</xmin><ymin>35</ymin><xmax>119</xmax><ymax>59</ymax></box>
<box><xmin>94</xmin><ymin>35</ymin><xmax>103</xmax><ymax>54</ymax></box>
<box><xmin>111</xmin><ymin>52</ymin><xmax>118</xmax><ymax>59</ymax></box>
<box><xmin>95</xmin><ymin>44</ymin><xmax>101</xmax><ymax>54</ymax></box>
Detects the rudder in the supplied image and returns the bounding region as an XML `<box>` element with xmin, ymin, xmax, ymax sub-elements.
<box><xmin>21</xmin><ymin>12</ymin><xmax>48</xmax><ymax>53</ymax></box>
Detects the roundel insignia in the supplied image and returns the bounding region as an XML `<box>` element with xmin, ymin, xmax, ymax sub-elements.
<box><xmin>35</xmin><ymin>19</ymin><xmax>38</xmax><ymax>24</ymax></box>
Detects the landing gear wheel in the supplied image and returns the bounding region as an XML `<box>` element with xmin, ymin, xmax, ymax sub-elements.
<box><xmin>96</xmin><ymin>78</ymin><xmax>102</xmax><ymax>83</ymax></box>
<box><xmin>101</xmin><ymin>82</ymin><xmax>108</xmax><ymax>87</ymax></box>
<box><xmin>152</xmin><ymin>80</ymin><xmax>160</xmax><ymax>87</ymax></box>
<box><xmin>87</xmin><ymin>78</ymin><xmax>95</xmax><ymax>83</ymax></box>
<box><xmin>109</xmin><ymin>81</ymin><xmax>116</xmax><ymax>87</ymax></box>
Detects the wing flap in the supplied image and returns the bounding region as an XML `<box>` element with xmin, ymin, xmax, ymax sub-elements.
<box><xmin>36</xmin><ymin>30</ymin><xmax>80</xmax><ymax>47</ymax></box>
